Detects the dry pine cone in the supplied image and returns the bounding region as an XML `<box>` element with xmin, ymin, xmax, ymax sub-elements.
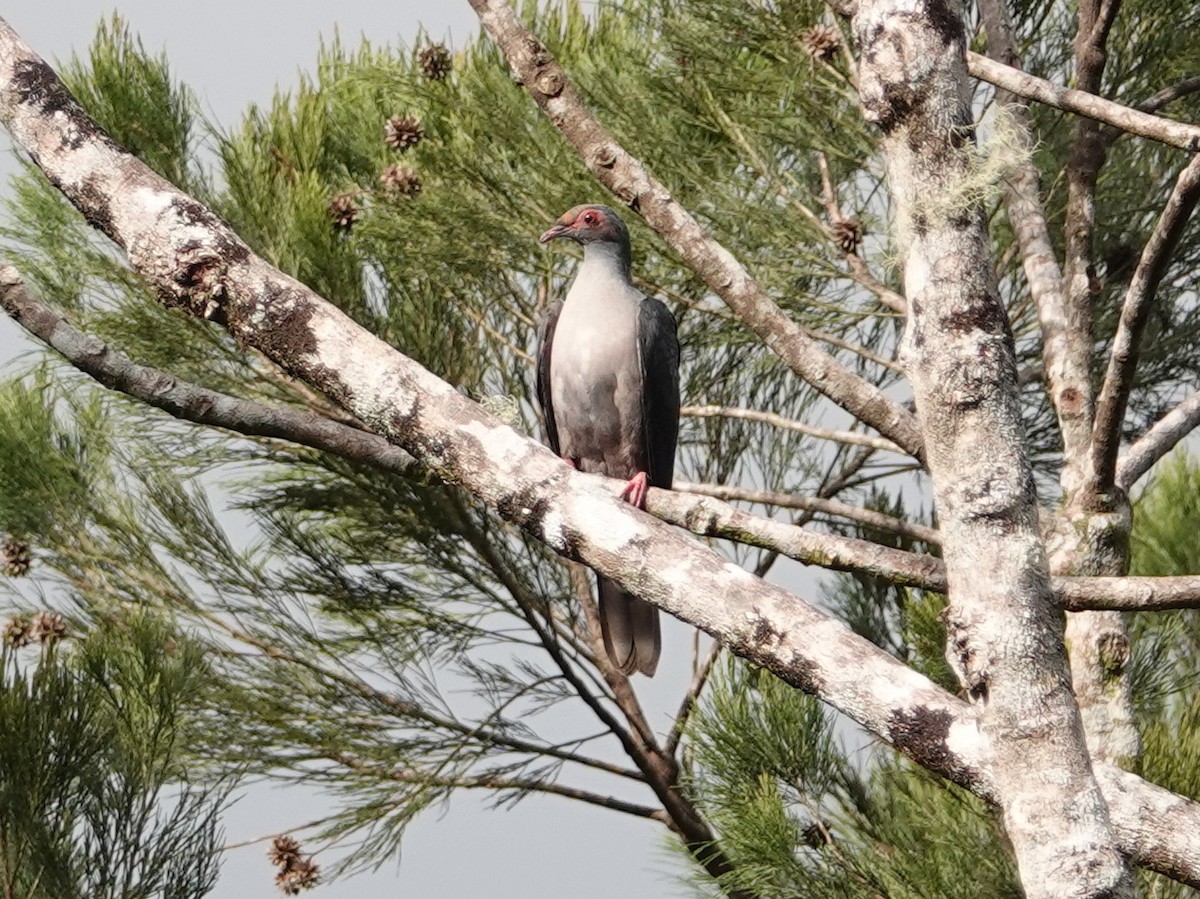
<box><xmin>30</xmin><ymin>612</ymin><xmax>67</xmax><ymax>644</ymax></box>
<box><xmin>2</xmin><ymin>536</ymin><xmax>31</xmax><ymax>577</ymax></box>
<box><xmin>802</xmin><ymin>24</ymin><xmax>842</xmax><ymax>63</ymax></box>
<box><xmin>380</xmin><ymin>164</ymin><xmax>422</xmax><ymax>197</ymax></box>
<box><xmin>832</xmin><ymin>218</ymin><xmax>863</xmax><ymax>254</ymax></box>
<box><xmin>419</xmin><ymin>43</ymin><xmax>452</xmax><ymax>80</ymax></box>
<box><xmin>385</xmin><ymin>114</ymin><xmax>424</xmax><ymax>151</ymax></box>
<box><xmin>2</xmin><ymin>616</ymin><xmax>31</xmax><ymax>648</ymax></box>
<box><xmin>328</xmin><ymin>191</ymin><xmax>360</xmax><ymax>232</ymax></box>
<box><xmin>269</xmin><ymin>835</ymin><xmax>318</xmax><ymax>895</ymax></box>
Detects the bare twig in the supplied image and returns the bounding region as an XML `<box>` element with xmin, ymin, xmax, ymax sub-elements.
<box><xmin>1090</xmin><ymin>154</ymin><xmax>1200</xmax><ymax>491</ymax></box>
<box><xmin>467</xmin><ymin>0</ymin><xmax>925</xmax><ymax>461</ymax></box>
<box><xmin>674</xmin><ymin>481</ymin><xmax>940</xmax><ymax>545</ymax></box>
<box><xmin>965</xmin><ymin>53</ymin><xmax>1200</xmax><ymax>151</ymax></box>
<box><xmin>330</xmin><ymin>752</ymin><xmax>667</xmax><ymax>821</ymax></box>
<box><xmin>682</xmin><ymin>404</ymin><xmax>904</xmax><ymax>454</ymax></box>
<box><xmin>664</xmin><ymin>640</ymin><xmax>723</xmax><ymax>759</ymax></box>
<box><xmin>1116</xmin><ymin>390</ymin><xmax>1200</xmax><ymax>490</ymax></box>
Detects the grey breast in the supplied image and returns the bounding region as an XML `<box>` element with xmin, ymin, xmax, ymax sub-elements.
<box><xmin>549</xmin><ymin>283</ymin><xmax>646</xmax><ymax>479</ymax></box>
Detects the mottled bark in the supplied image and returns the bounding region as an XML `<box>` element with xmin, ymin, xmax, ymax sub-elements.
<box><xmin>852</xmin><ymin>1</ymin><xmax>1131</xmax><ymax>895</ymax></box>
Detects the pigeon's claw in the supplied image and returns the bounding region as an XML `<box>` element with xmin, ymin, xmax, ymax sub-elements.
<box><xmin>620</xmin><ymin>471</ymin><xmax>650</xmax><ymax>509</ymax></box>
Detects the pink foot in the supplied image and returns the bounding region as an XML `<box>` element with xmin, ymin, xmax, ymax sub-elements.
<box><xmin>620</xmin><ymin>471</ymin><xmax>650</xmax><ymax>509</ymax></box>
<box><xmin>562</xmin><ymin>455</ymin><xmax>579</xmax><ymax>470</ymax></box>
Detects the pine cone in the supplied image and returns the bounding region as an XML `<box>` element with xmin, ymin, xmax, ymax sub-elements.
<box><xmin>380</xmin><ymin>164</ymin><xmax>422</xmax><ymax>197</ymax></box>
<box><xmin>385</xmin><ymin>114</ymin><xmax>424</xmax><ymax>151</ymax></box>
<box><xmin>832</xmin><ymin>218</ymin><xmax>863</xmax><ymax>254</ymax></box>
<box><xmin>30</xmin><ymin>612</ymin><xmax>67</xmax><ymax>644</ymax></box>
<box><xmin>268</xmin><ymin>835</ymin><xmax>302</xmax><ymax>869</ymax></box>
<box><xmin>275</xmin><ymin>856</ymin><xmax>319</xmax><ymax>894</ymax></box>
<box><xmin>328</xmin><ymin>191</ymin><xmax>360</xmax><ymax>232</ymax></box>
<box><xmin>2</xmin><ymin>536</ymin><xmax>31</xmax><ymax>577</ymax></box>
<box><xmin>3</xmin><ymin>616</ymin><xmax>31</xmax><ymax>648</ymax></box>
<box><xmin>802</xmin><ymin>24</ymin><xmax>842</xmax><ymax>63</ymax></box>
<box><xmin>418</xmin><ymin>43</ymin><xmax>453</xmax><ymax>80</ymax></box>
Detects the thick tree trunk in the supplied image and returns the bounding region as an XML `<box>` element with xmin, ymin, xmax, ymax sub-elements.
<box><xmin>851</xmin><ymin>1</ymin><xmax>1132</xmax><ymax>896</ymax></box>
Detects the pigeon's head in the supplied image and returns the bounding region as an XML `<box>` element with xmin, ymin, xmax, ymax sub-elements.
<box><xmin>539</xmin><ymin>204</ymin><xmax>630</xmax><ymax>249</ymax></box>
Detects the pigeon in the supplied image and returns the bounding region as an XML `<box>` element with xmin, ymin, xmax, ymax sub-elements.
<box><xmin>536</xmin><ymin>204</ymin><xmax>680</xmax><ymax>677</ymax></box>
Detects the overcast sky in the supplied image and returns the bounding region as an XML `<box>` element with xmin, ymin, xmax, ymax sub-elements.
<box><xmin>0</xmin><ymin>2</ymin><xmax>711</xmax><ymax>897</ymax></box>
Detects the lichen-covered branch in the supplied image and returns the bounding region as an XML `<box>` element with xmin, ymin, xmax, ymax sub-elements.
<box><xmin>0</xmin><ymin>267</ymin><xmax>422</xmax><ymax>476</ymax></box>
<box><xmin>978</xmin><ymin>0</ymin><xmax>1093</xmax><ymax>490</ymax></box>
<box><xmin>854</xmin><ymin>1</ymin><xmax>1131</xmax><ymax>895</ymax></box>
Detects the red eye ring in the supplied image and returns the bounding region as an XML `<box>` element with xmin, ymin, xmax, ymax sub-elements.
<box><xmin>582</xmin><ymin>211</ymin><xmax>597</xmax><ymax>225</ymax></box>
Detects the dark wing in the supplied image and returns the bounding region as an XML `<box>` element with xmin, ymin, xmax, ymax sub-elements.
<box><xmin>636</xmin><ymin>297</ymin><xmax>681</xmax><ymax>489</ymax></box>
<box><xmin>535</xmin><ymin>300</ymin><xmax>565</xmax><ymax>456</ymax></box>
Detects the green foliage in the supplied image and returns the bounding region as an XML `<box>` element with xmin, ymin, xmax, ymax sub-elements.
<box><xmin>683</xmin><ymin>660</ymin><xmax>1019</xmax><ymax>898</ymax></box>
<box><xmin>0</xmin><ymin>615</ymin><xmax>227</xmax><ymax>899</ymax></box>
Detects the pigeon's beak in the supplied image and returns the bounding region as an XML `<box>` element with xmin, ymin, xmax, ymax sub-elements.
<box><xmin>539</xmin><ymin>223</ymin><xmax>570</xmax><ymax>244</ymax></box>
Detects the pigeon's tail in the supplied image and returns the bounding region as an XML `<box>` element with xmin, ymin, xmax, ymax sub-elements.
<box><xmin>597</xmin><ymin>576</ymin><xmax>661</xmax><ymax>677</ymax></box>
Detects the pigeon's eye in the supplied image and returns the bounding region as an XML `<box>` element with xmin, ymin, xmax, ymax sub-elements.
<box><xmin>582</xmin><ymin>211</ymin><xmax>597</xmax><ymax>225</ymax></box>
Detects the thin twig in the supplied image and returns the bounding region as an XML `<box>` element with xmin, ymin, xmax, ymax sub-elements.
<box><xmin>682</xmin><ymin>404</ymin><xmax>904</xmax><ymax>454</ymax></box>
<box><xmin>674</xmin><ymin>481</ymin><xmax>940</xmax><ymax>545</ymax></box>
<box><xmin>664</xmin><ymin>640</ymin><xmax>723</xmax><ymax>759</ymax></box>
<box><xmin>330</xmin><ymin>752</ymin><xmax>667</xmax><ymax>821</ymax></box>
<box><xmin>1116</xmin><ymin>390</ymin><xmax>1200</xmax><ymax>490</ymax></box>
<box><xmin>1090</xmin><ymin>154</ymin><xmax>1200</xmax><ymax>492</ymax></box>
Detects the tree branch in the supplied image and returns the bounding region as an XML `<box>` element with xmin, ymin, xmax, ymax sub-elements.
<box><xmin>1138</xmin><ymin>76</ymin><xmax>1200</xmax><ymax>115</ymax></box>
<box><xmin>1090</xmin><ymin>154</ymin><xmax>1200</xmax><ymax>491</ymax></box>
<box><xmin>682</xmin><ymin>404</ymin><xmax>904</xmax><ymax>454</ymax></box>
<box><xmin>0</xmin><ymin>267</ymin><xmax>423</xmax><ymax>476</ymax></box>
<box><xmin>647</xmin><ymin>487</ymin><xmax>946</xmax><ymax>591</ymax></box>
<box><xmin>1116</xmin><ymin>389</ymin><xmax>1200</xmax><ymax>490</ymax></box>
<box><xmin>673</xmin><ymin>481</ymin><xmax>940</xmax><ymax>546</ymax></box>
<box><xmin>466</xmin><ymin>0</ymin><xmax>925</xmax><ymax>461</ymax></box>
<box><xmin>978</xmin><ymin>0</ymin><xmax>1093</xmax><ymax>490</ymax></box>
<box><xmin>965</xmin><ymin>52</ymin><xmax>1200</xmax><ymax>151</ymax></box>
<box><xmin>1057</xmin><ymin>576</ymin><xmax>1200</xmax><ymax>611</ymax></box>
